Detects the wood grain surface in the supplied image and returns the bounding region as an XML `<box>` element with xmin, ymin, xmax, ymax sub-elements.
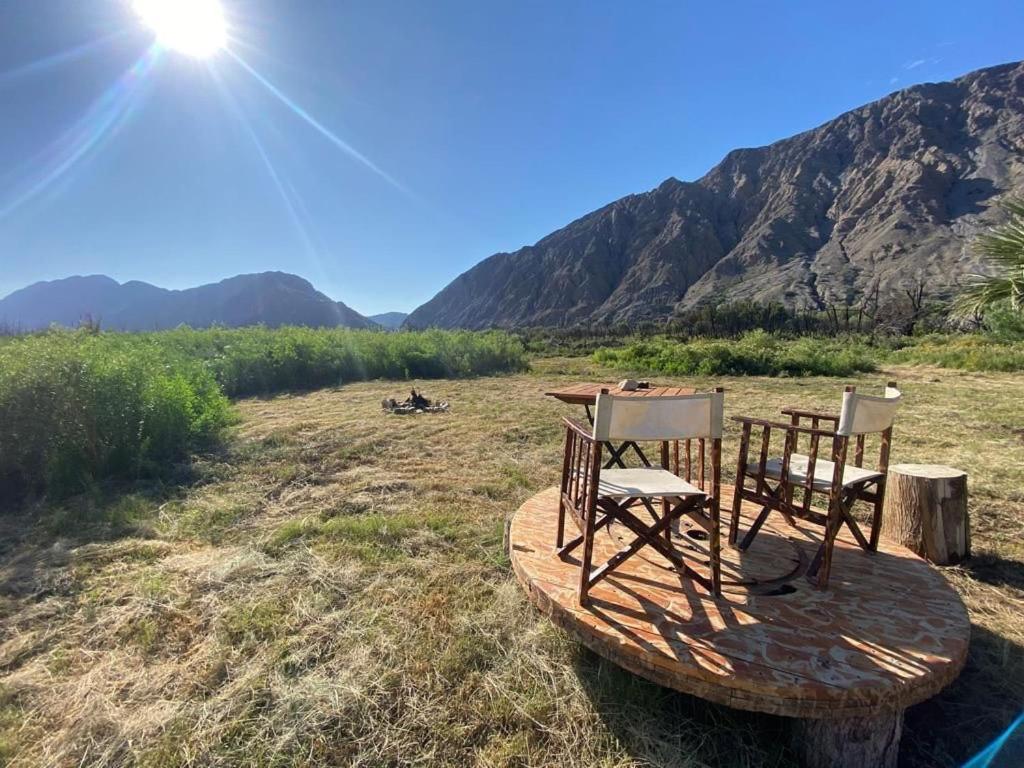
<box><xmin>509</xmin><ymin>486</ymin><xmax>969</xmax><ymax>719</ymax></box>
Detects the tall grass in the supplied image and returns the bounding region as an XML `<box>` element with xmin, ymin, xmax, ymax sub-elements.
<box><xmin>158</xmin><ymin>326</ymin><xmax>528</xmax><ymax>397</ymax></box>
<box><xmin>0</xmin><ymin>332</ymin><xmax>230</xmax><ymax>501</ymax></box>
<box><xmin>0</xmin><ymin>327</ymin><xmax>528</xmax><ymax>503</ymax></box>
<box><xmin>593</xmin><ymin>330</ymin><xmax>879</xmax><ymax>377</ymax></box>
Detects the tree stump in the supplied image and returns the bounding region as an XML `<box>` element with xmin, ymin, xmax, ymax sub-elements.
<box><xmin>882</xmin><ymin>464</ymin><xmax>969</xmax><ymax>565</ymax></box>
<box><xmin>791</xmin><ymin>709</ymin><xmax>903</xmax><ymax>768</ymax></box>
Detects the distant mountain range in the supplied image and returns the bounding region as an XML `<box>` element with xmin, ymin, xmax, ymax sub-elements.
<box><xmin>368</xmin><ymin>312</ymin><xmax>409</xmax><ymax>330</ymax></box>
<box><xmin>0</xmin><ymin>272</ymin><xmax>378</xmax><ymax>331</ymax></box>
<box><xmin>405</xmin><ymin>61</ymin><xmax>1024</xmax><ymax>329</ymax></box>
<box><xmin>6</xmin><ymin>62</ymin><xmax>1022</xmax><ymax>334</ymax></box>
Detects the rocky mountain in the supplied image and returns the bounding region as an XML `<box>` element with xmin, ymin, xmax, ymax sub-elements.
<box><xmin>368</xmin><ymin>312</ymin><xmax>409</xmax><ymax>330</ymax></box>
<box><xmin>406</xmin><ymin>61</ymin><xmax>1024</xmax><ymax>329</ymax></box>
<box><xmin>0</xmin><ymin>272</ymin><xmax>377</xmax><ymax>331</ymax></box>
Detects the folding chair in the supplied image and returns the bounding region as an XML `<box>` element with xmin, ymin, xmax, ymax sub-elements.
<box><xmin>556</xmin><ymin>388</ymin><xmax>725</xmax><ymax>606</ymax></box>
<box><xmin>728</xmin><ymin>382</ymin><xmax>901</xmax><ymax>588</ymax></box>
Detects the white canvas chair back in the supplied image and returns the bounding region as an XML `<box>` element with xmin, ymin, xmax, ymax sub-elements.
<box><xmin>837</xmin><ymin>386</ymin><xmax>901</xmax><ymax>436</ymax></box>
<box><xmin>593</xmin><ymin>391</ymin><xmax>724</xmax><ymax>442</ymax></box>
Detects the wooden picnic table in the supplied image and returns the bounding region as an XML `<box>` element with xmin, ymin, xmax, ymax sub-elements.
<box><xmin>545</xmin><ymin>382</ymin><xmax>696</xmax><ymax>407</ymax></box>
<box><xmin>545</xmin><ymin>383</ymin><xmax>698</xmax><ymax>469</ymax></box>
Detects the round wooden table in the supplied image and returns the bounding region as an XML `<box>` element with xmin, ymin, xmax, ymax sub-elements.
<box><xmin>509</xmin><ymin>486</ymin><xmax>970</xmax><ymax>767</ymax></box>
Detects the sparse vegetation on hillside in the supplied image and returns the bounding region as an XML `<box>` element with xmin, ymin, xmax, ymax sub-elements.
<box><xmin>0</xmin><ymin>327</ymin><xmax>527</xmax><ymax>504</ymax></box>
<box><xmin>518</xmin><ymin>295</ymin><xmax>952</xmax><ymax>357</ymax></box>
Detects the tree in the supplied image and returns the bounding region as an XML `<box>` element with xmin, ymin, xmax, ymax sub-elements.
<box><xmin>955</xmin><ymin>198</ymin><xmax>1024</xmax><ymax>317</ymax></box>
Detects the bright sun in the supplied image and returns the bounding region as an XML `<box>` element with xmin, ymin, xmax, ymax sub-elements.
<box><xmin>133</xmin><ymin>0</ymin><xmax>227</xmax><ymax>59</ymax></box>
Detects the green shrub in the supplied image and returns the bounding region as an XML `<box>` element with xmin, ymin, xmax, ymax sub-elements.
<box><xmin>0</xmin><ymin>331</ymin><xmax>231</xmax><ymax>501</ymax></box>
<box><xmin>152</xmin><ymin>326</ymin><xmax>528</xmax><ymax>397</ymax></box>
<box><xmin>0</xmin><ymin>326</ymin><xmax>527</xmax><ymax>504</ymax></box>
<box><xmin>593</xmin><ymin>330</ymin><xmax>879</xmax><ymax>377</ymax></box>
<box><xmin>982</xmin><ymin>302</ymin><xmax>1024</xmax><ymax>342</ymax></box>
<box><xmin>891</xmin><ymin>334</ymin><xmax>1024</xmax><ymax>372</ymax></box>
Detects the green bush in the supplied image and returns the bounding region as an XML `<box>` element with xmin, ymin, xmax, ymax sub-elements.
<box><xmin>0</xmin><ymin>331</ymin><xmax>230</xmax><ymax>500</ymax></box>
<box><xmin>891</xmin><ymin>334</ymin><xmax>1024</xmax><ymax>372</ymax></box>
<box><xmin>982</xmin><ymin>302</ymin><xmax>1024</xmax><ymax>342</ymax></box>
<box><xmin>152</xmin><ymin>326</ymin><xmax>528</xmax><ymax>397</ymax></box>
<box><xmin>593</xmin><ymin>330</ymin><xmax>879</xmax><ymax>377</ymax></box>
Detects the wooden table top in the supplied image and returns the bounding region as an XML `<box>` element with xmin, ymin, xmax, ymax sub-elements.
<box><xmin>545</xmin><ymin>382</ymin><xmax>697</xmax><ymax>406</ymax></box>
<box><xmin>509</xmin><ymin>486</ymin><xmax>969</xmax><ymax>719</ymax></box>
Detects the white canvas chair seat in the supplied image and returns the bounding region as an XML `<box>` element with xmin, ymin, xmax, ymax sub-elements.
<box><xmin>593</xmin><ymin>467</ymin><xmax>706</xmax><ymax>499</ymax></box>
<box><xmin>748</xmin><ymin>454</ymin><xmax>882</xmax><ymax>492</ymax></box>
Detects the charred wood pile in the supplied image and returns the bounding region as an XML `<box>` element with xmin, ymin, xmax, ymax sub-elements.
<box><xmin>382</xmin><ymin>389</ymin><xmax>450</xmax><ymax>415</ymax></box>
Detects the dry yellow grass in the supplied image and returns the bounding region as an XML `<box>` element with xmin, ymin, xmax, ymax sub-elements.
<box><xmin>0</xmin><ymin>358</ymin><xmax>1021</xmax><ymax>767</ymax></box>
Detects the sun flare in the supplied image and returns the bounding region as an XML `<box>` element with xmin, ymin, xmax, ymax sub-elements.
<box><xmin>133</xmin><ymin>0</ymin><xmax>226</xmax><ymax>59</ymax></box>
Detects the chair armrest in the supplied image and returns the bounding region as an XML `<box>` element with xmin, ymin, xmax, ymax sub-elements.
<box><xmin>780</xmin><ymin>407</ymin><xmax>840</xmax><ymax>424</ymax></box>
<box><xmin>731</xmin><ymin>415</ymin><xmax>838</xmax><ymax>438</ymax></box>
<box><xmin>562</xmin><ymin>416</ymin><xmax>598</xmax><ymax>442</ymax></box>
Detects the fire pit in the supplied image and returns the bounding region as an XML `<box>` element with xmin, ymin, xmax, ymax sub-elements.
<box><xmin>382</xmin><ymin>389</ymin><xmax>450</xmax><ymax>415</ymax></box>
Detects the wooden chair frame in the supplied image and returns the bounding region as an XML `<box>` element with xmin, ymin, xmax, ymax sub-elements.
<box><xmin>728</xmin><ymin>382</ymin><xmax>897</xmax><ymax>588</ymax></box>
<box><xmin>556</xmin><ymin>390</ymin><xmax>724</xmax><ymax>606</ymax></box>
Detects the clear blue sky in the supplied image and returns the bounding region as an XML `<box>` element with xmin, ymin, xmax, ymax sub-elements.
<box><xmin>0</xmin><ymin>1</ymin><xmax>1020</xmax><ymax>315</ymax></box>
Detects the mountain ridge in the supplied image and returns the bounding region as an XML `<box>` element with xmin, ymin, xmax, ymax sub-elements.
<box><xmin>0</xmin><ymin>272</ymin><xmax>377</xmax><ymax>331</ymax></box>
<box><xmin>405</xmin><ymin>61</ymin><xmax>1024</xmax><ymax>329</ymax></box>
<box><xmin>368</xmin><ymin>312</ymin><xmax>409</xmax><ymax>330</ymax></box>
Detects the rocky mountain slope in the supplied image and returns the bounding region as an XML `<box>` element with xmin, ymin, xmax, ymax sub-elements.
<box><xmin>406</xmin><ymin>61</ymin><xmax>1024</xmax><ymax>329</ymax></box>
<box><xmin>0</xmin><ymin>272</ymin><xmax>376</xmax><ymax>331</ymax></box>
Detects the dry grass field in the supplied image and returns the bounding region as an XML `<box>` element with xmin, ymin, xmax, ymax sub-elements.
<box><xmin>1</xmin><ymin>358</ymin><xmax>1022</xmax><ymax>767</ymax></box>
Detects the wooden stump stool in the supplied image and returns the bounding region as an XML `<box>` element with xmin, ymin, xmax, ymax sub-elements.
<box><xmin>882</xmin><ymin>464</ymin><xmax>970</xmax><ymax>565</ymax></box>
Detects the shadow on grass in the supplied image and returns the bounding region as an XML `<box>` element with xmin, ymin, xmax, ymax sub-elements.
<box><xmin>903</xmin><ymin>624</ymin><xmax>1024</xmax><ymax>768</ymax></box>
<box><xmin>0</xmin><ymin>452</ymin><xmax>221</xmax><ymax>603</ymax></box>
<box><xmin>961</xmin><ymin>552</ymin><xmax>1024</xmax><ymax>594</ymax></box>
<box><xmin>573</xmin><ymin>624</ymin><xmax>1024</xmax><ymax>768</ymax></box>
<box><xmin>572</xmin><ymin>646</ymin><xmax>794</xmax><ymax>767</ymax></box>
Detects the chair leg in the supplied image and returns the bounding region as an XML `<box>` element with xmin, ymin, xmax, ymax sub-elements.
<box><xmin>728</xmin><ymin>477</ymin><xmax>744</xmax><ymax>546</ymax></box>
<box><xmin>556</xmin><ymin>496</ymin><xmax>566</xmax><ymax>549</ymax></box>
<box><xmin>709</xmin><ymin>499</ymin><xmax>722</xmax><ymax>596</ymax></box>
<box><xmin>578</xmin><ymin>502</ymin><xmax>598</xmax><ymax>607</ymax></box>
<box><xmin>812</xmin><ymin>494</ymin><xmax>844</xmax><ymax>589</ymax></box>
<box><xmin>869</xmin><ymin>480</ymin><xmax>885</xmax><ymax>552</ymax></box>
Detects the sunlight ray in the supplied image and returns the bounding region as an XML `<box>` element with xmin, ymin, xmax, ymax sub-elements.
<box><xmin>225</xmin><ymin>48</ymin><xmax>408</xmax><ymax>194</ymax></box>
<box><xmin>0</xmin><ymin>30</ymin><xmax>128</xmax><ymax>87</ymax></box>
<box><xmin>0</xmin><ymin>44</ymin><xmax>162</xmax><ymax>219</ymax></box>
<box><xmin>211</xmin><ymin>70</ymin><xmax>321</xmax><ymax>261</ymax></box>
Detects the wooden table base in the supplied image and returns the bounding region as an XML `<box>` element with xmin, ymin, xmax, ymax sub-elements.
<box><xmin>509</xmin><ymin>486</ymin><xmax>970</xmax><ymax>767</ymax></box>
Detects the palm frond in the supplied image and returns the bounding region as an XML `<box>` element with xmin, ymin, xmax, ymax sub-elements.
<box><xmin>953</xmin><ymin>276</ymin><xmax>1014</xmax><ymax>318</ymax></box>
<box><xmin>958</xmin><ymin>197</ymin><xmax>1024</xmax><ymax>317</ymax></box>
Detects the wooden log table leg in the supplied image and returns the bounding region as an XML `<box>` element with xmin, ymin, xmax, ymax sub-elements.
<box><xmin>791</xmin><ymin>709</ymin><xmax>903</xmax><ymax>768</ymax></box>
